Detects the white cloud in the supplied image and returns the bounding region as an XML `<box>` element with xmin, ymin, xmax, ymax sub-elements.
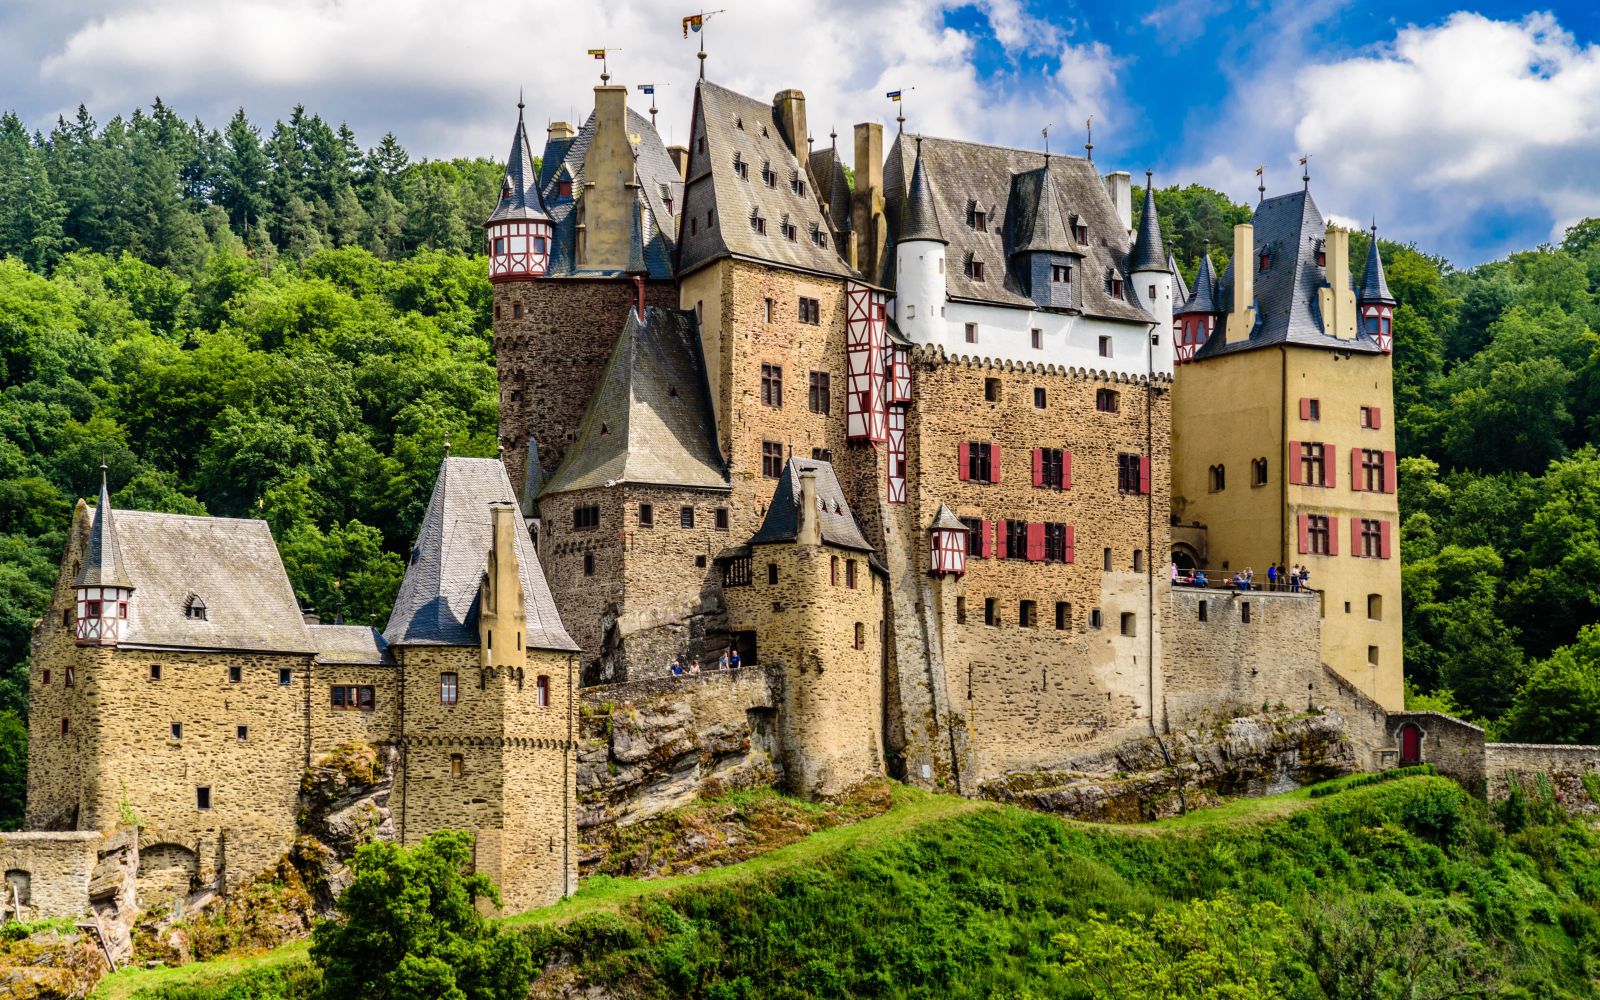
<box><xmin>1174</xmin><ymin>10</ymin><xmax>1600</xmax><ymax>264</ymax></box>
<box><xmin>29</xmin><ymin>0</ymin><xmax>1125</xmax><ymax>167</ymax></box>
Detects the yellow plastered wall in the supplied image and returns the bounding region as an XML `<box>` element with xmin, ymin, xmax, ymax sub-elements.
<box><xmin>579</xmin><ymin>86</ymin><xmax>639</xmax><ymax>272</ymax></box>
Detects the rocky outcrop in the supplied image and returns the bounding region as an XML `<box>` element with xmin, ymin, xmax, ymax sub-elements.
<box><xmin>0</xmin><ymin>931</ymin><xmax>105</xmax><ymax>1000</ymax></box>
<box><xmin>983</xmin><ymin>710</ymin><xmax>1358</xmax><ymax>821</ymax></box>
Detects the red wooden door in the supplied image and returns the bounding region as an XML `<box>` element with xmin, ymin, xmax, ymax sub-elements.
<box><xmin>1399</xmin><ymin>723</ymin><xmax>1422</xmax><ymax>765</ymax></box>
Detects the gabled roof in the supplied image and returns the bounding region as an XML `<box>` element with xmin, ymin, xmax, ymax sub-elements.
<box><xmin>540</xmin><ymin>306</ymin><xmax>727</xmax><ymax>496</ymax></box>
<box><xmin>1169</xmin><ymin>252</ymin><xmax>1189</xmax><ymax>306</ymax></box>
<box><xmin>930</xmin><ymin>503</ymin><xmax>966</xmax><ymax>531</ymax></box>
<box><xmin>1007</xmin><ymin>161</ymin><xmax>1074</xmax><ymax>255</ymax></box>
<box><xmin>90</xmin><ymin>508</ymin><xmax>315</xmax><ymax>654</ymax></box>
<box><xmin>809</xmin><ymin>141</ymin><xmax>853</xmax><ymax>239</ymax></box>
<box><xmin>1130</xmin><ymin>175</ymin><xmax>1166</xmax><ymax>272</ymax></box>
<box><xmin>385</xmin><ymin>457</ymin><xmax>576</xmax><ymax>651</ymax></box>
<box><xmin>1177</xmin><ymin>246</ymin><xmax>1221</xmax><ymax>316</ymax></box>
<box><xmin>676</xmin><ymin>81</ymin><xmax>855</xmax><ymax>279</ymax></box>
<box><xmin>881</xmin><ymin>133</ymin><xmax>1152</xmax><ymax>324</ymax></box>
<box><xmin>486</xmin><ymin>105</ymin><xmax>548</xmax><ymax>225</ymax></box>
<box><xmin>74</xmin><ymin>470</ymin><xmax>131</xmax><ymax>590</ymax></box>
<box><xmin>536</xmin><ymin>106</ymin><xmax>680</xmax><ymax>279</ymax></box>
<box><xmin>1193</xmin><ymin>190</ymin><xmax>1386</xmax><ymax>360</ymax></box>
<box><xmin>898</xmin><ymin>141</ymin><xmax>945</xmax><ymax>244</ymax></box>
<box><xmin>749</xmin><ymin>459</ymin><xmax>873</xmax><ymax>553</ymax></box>
<box><xmin>310</xmin><ymin>625</ymin><xmax>392</xmax><ymax>665</ymax></box>
<box><xmin>1359</xmin><ymin>230</ymin><xmax>1396</xmax><ymax>304</ymax></box>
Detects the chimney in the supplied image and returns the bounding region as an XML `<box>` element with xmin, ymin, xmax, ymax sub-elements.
<box><xmin>667</xmin><ymin>144</ymin><xmax>690</xmax><ymax>181</ymax></box>
<box><xmin>579</xmin><ymin>86</ymin><xmax>639</xmax><ymax>271</ymax></box>
<box><xmin>480</xmin><ymin>502</ymin><xmax>528</xmax><ymax>669</ymax></box>
<box><xmin>1319</xmin><ymin>223</ymin><xmax>1358</xmax><ymax>340</ymax></box>
<box><xmin>851</xmin><ymin>122</ymin><xmax>885</xmax><ymax>281</ymax></box>
<box><xmin>302</xmin><ymin>611</ymin><xmax>322</xmax><ymax>626</ymax></box>
<box><xmin>1226</xmin><ymin>223</ymin><xmax>1257</xmax><ymax>344</ymax></box>
<box><xmin>1103</xmin><ymin>171</ymin><xmax>1132</xmax><ymax>234</ymax></box>
<box><xmin>797</xmin><ymin>469</ymin><xmax>821</xmax><ymax>547</ymax></box>
<box><xmin>548</xmin><ymin>121</ymin><xmax>575</xmax><ymax>141</ymax></box>
<box><xmin>773</xmin><ymin>89</ymin><xmax>808</xmax><ymax>172</ymax></box>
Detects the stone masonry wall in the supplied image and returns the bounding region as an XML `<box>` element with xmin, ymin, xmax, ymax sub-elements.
<box><xmin>0</xmin><ymin>832</ymin><xmax>101</xmax><ymax>920</ymax></box>
<box><xmin>496</xmin><ymin>278</ymin><xmax>678</xmax><ymax>487</ymax></box>
<box><xmin>1385</xmin><ymin>711</ymin><xmax>1487</xmax><ymax>793</ymax></box>
<box><xmin>1484</xmin><ymin>743</ymin><xmax>1600</xmax><ymax>812</ymax></box>
<box><xmin>1164</xmin><ymin>588</ymin><xmax>1323</xmax><ymax>724</ymax></box>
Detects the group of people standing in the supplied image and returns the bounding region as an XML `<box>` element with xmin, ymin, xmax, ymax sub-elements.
<box><xmin>668</xmin><ymin>647</ymin><xmax>742</xmax><ymax>677</ymax></box>
<box><xmin>1171</xmin><ymin>562</ymin><xmax>1311</xmax><ymax>593</ymax></box>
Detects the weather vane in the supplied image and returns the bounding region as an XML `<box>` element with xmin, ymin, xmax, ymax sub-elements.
<box><xmin>1299</xmin><ymin>153</ymin><xmax>1312</xmax><ymax>189</ymax></box>
<box><xmin>1041</xmin><ymin>123</ymin><xmax>1053</xmax><ymax>156</ymax></box>
<box><xmin>682</xmin><ymin>10</ymin><xmax>726</xmax><ymax>79</ymax></box>
<box><xmin>637</xmin><ymin>82</ymin><xmax>666</xmax><ymax>127</ymax></box>
<box><xmin>586</xmin><ymin>48</ymin><xmax>619</xmax><ymax>84</ymax></box>
<box><xmin>886</xmin><ymin>87</ymin><xmax>914</xmax><ymax>133</ymax></box>
<box><xmin>1084</xmin><ymin>115</ymin><xmax>1094</xmax><ymax>162</ymax></box>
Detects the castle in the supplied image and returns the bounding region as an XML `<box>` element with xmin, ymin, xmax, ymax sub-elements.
<box><xmin>13</xmin><ymin>67</ymin><xmax>1425</xmax><ymax>920</ymax></box>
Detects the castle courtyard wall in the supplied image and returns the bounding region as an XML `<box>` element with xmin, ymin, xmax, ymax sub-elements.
<box><xmin>0</xmin><ymin>832</ymin><xmax>101</xmax><ymax>920</ymax></box>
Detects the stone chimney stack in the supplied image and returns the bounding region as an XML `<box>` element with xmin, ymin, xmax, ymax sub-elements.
<box><xmin>667</xmin><ymin>144</ymin><xmax>689</xmax><ymax>181</ymax></box>
<box><xmin>773</xmin><ymin>89</ymin><xmax>809</xmax><ymax>172</ymax></box>
<box><xmin>1318</xmin><ymin>224</ymin><xmax>1358</xmax><ymax>341</ymax></box>
<box><xmin>480</xmin><ymin>502</ymin><xmax>527</xmax><ymax>669</ymax></box>
<box><xmin>851</xmin><ymin>122</ymin><xmax>886</xmax><ymax>281</ymax></box>
<box><xmin>548</xmin><ymin>121</ymin><xmax>575</xmax><ymax>141</ymax></box>
<box><xmin>1103</xmin><ymin>171</ymin><xmax>1132</xmax><ymax>233</ymax></box>
<box><xmin>797</xmin><ymin>469</ymin><xmax>821</xmax><ymax>547</ymax></box>
<box><xmin>1225</xmin><ymin>223</ymin><xmax>1257</xmax><ymax>344</ymax></box>
<box><xmin>579</xmin><ymin>86</ymin><xmax>638</xmax><ymax>271</ymax></box>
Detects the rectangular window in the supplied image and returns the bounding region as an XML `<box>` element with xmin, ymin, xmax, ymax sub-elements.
<box><xmin>973</xmin><ymin>209</ymin><xmax>987</xmax><ymax>231</ymax></box>
<box><xmin>1198</xmin><ymin>600</ymin><xmax>1208</xmax><ymax>622</ymax></box>
<box><xmin>196</xmin><ymin>786</ymin><xmax>211</xmax><ymax>810</ymax></box>
<box><xmin>1089</xmin><ymin>608</ymin><xmax>1102</xmax><ymax>629</ymax></box>
<box><xmin>1360</xmin><ymin>449</ymin><xmax>1386</xmax><ymax>492</ymax></box>
<box><xmin>956</xmin><ymin>597</ymin><xmax>967</xmax><ymax>624</ymax></box>
<box><xmin>639</xmin><ymin>503</ymin><xmax>654</xmax><ymax>527</ymax></box>
<box><xmin>714</xmin><ymin>508</ymin><xmax>729</xmax><ymax>530</ymax></box>
<box><xmin>680</xmin><ymin>506</ymin><xmax>695</xmax><ymax>529</ymax></box>
<box><xmin>1031</xmin><ymin>328</ymin><xmax>1043</xmax><ymax>349</ymax></box>
<box><xmin>767</xmin><ymin>563</ymin><xmax>778</xmax><ymax>585</ymax></box>
<box><xmin>440</xmin><ymin>672</ymin><xmax>458</xmax><ymax>705</ymax></box>
<box><xmin>1299</xmin><ymin>442</ymin><xmax>1327</xmax><ymax>487</ymax></box>
<box><xmin>64</xmin><ymin>666</ymin><xmax>74</xmax><ymax>687</ymax></box>
<box><xmin>984</xmin><ymin>598</ymin><xmax>998</xmax><ymax>626</ymax></box>
<box><xmin>961</xmin><ymin>517</ymin><xmax>984</xmax><ymax>556</ymax></box>
<box><xmin>1052</xmin><ymin>264</ymin><xmax>1072</xmax><ymax>283</ymax></box>
<box><xmin>1299</xmin><ymin>397</ymin><xmax>1321</xmax><ymax>421</ymax></box>
<box><xmin>1098</xmin><ymin>335</ymin><xmax>1112</xmax><ymax>357</ymax></box>
<box><xmin>1117</xmin><ymin>453</ymin><xmax>1141</xmax><ymax>494</ymax></box>
<box><xmin>963</xmin><ymin>442</ymin><xmax>995</xmax><ymax>484</ymax></box>
<box><xmin>512</xmin><ymin>302</ymin><xmax>523</xmax><ymax>319</ymax></box>
<box><xmin>1055</xmin><ymin>601</ymin><xmax>1070</xmax><ymax>629</ymax></box>
<box><xmin>761</xmin><ymin>441</ymin><xmax>784</xmax><ymax>478</ymax></box>
<box><xmin>228</xmin><ymin>665</ymin><xmax>241</xmax><ymax>683</ymax></box>
<box><xmin>845</xmin><ymin>559</ymin><xmax>858</xmax><ymax>589</ymax></box>
<box><xmin>1043</xmin><ymin>522</ymin><xmax>1070</xmax><ymax>563</ymax></box>
<box><xmin>1005</xmin><ymin>520</ymin><xmax>1029</xmax><ymax>561</ymax></box>
<box><xmin>965</xmin><ymin>323</ymin><xmax>978</xmax><ymax>343</ymax></box>
<box><xmin>1096</xmin><ymin>388</ymin><xmax>1119</xmax><ymax>413</ymax></box>
<box><xmin>41</xmin><ymin>668</ymin><xmax>50</xmax><ymax>685</ymax></box>
<box><xmin>536</xmin><ymin>675</ymin><xmax>550</xmax><ymax>708</ymax></box>
<box><xmin>763</xmin><ymin>297</ymin><xmax>774</xmax><ymax>322</ymax></box>
<box><xmin>60</xmin><ymin>717</ymin><xmax>68</xmax><ymax>736</ymax></box>
<box><xmin>760</xmin><ymin>364</ymin><xmax>783</xmax><ymax>407</ymax></box>
<box><xmin>1033</xmin><ymin>387</ymin><xmax>1047</xmax><ymax>409</ymax></box>
<box><xmin>1360</xmin><ymin>518</ymin><xmax>1384</xmax><ymax>558</ymax></box>
<box><xmin>450</xmin><ymin>754</ymin><xmax>464</xmax><ymax>778</ymax></box>
<box><xmin>812</xmin><ymin>447</ymin><xmax>833</xmax><ymax>463</ymax></box>
<box><xmin>572</xmin><ymin>505</ymin><xmax>601</xmax><ymax>530</ymax></box>
<box><xmin>237</xmin><ymin>725</ymin><xmax>249</xmax><ymax>741</ymax></box>
<box><xmin>1019</xmin><ymin>600</ymin><xmax>1037</xmax><ymax>628</ymax></box>
<box><xmin>1252</xmin><ymin>458</ymin><xmax>1269</xmax><ymax>487</ymax></box>
<box><xmin>583</xmin><ymin>552</ymin><xmax>596</xmax><ymax>576</ymax></box>
<box><xmin>1307</xmin><ymin>515</ymin><xmax>1331</xmax><ymax>555</ymax></box>
<box><xmin>1037</xmin><ymin>448</ymin><xmax>1066</xmax><ymax>490</ymax></box>
<box><xmin>985</xmin><ymin>378</ymin><xmax>1000</xmax><ymax>402</ymax></box>
<box><xmin>799</xmin><ymin>298</ymin><xmax>821</xmax><ymax>325</ymax></box>
<box><xmin>808</xmin><ymin>371</ymin><xmax>831</xmax><ymax>414</ymax></box>
<box><xmin>150</xmin><ymin>663</ymin><xmax>162</xmax><ymax>681</ymax></box>
<box><xmin>1120</xmin><ymin>612</ymin><xmax>1137</xmax><ymax>637</ymax></box>
<box><xmin>278</xmin><ymin>668</ymin><xmax>292</xmax><ymax>686</ymax></box>
<box><xmin>331</xmin><ymin>686</ymin><xmax>377</xmax><ymax>711</ymax></box>
<box><xmin>1242</xmin><ymin>602</ymin><xmax>1252</xmax><ymax>624</ymax></box>
<box><xmin>171</xmin><ymin>722</ymin><xmax>182</xmax><ymax>740</ymax></box>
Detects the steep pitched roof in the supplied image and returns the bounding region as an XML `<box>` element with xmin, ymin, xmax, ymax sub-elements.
<box><xmin>1007</xmin><ymin>162</ymin><xmax>1075</xmax><ymax>254</ymax></box>
<box><xmin>1130</xmin><ymin>175</ymin><xmax>1166</xmax><ymax>272</ymax></box>
<box><xmin>310</xmin><ymin>625</ymin><xmax>392</xmax><ymax>665</ymax></box>
<box><xmin>540</xmin><ymin>306</ymin><xmax>727</xmax><ymax>496</ymax></box>
<box><xmin>385</xmin><ymin>457</ymin><xmax>576</xmax><ymax>651</ymax></box>
<box><xmin>98</xmin><ymin>509</ymin><xmax>315</xmax><ymax>653</ymax></box>
<box><xmin>1176</xmin><ymin>246</ymin><xmax>1221</xmax><ymax>316</ymax></box>
<box><xmin>536</xmin><ymin>106</ymin><xmax>680</xmax><ymax>279</ymax></box>
<box><xmin>881</xmin><ymin>133</ymin><xmax>1152</xmax><ymax>324</ymax></box>
<box><xmin>930</xmin><ymin>503</ymin><xmax>966</xmax><ymax>531</ymax></box>
<box><xmin>486</xmin><ymin>105</ymin><xmax>549</xmax><ymax>225</ymax></box>
<box><xmin>809</xmin><ymin>141</ymin><xmax>853</xmax><ymax>239</ymax></box>
<box><xmin>898</xmin><ymin>141</ymin><xmax>945</xmax><ymax>244</ymax></box>
<box><xmin>1169</xmin><ymin>252</ymin><xmax>1190</xmax><ymax>306</ymax></box>
<box><xmin>74</xmin><ymin>470</ymin><xmax>131</xmax><ymax>589</ymax></box>
<box><xmin>676</xmin><ymin>80</ymin><xmax>855</xmax><ymax>279</ymax></box>
<box><xmin>1193</xmin><ymin>190</ymin><xmax>1386</xmax><ymax>360</ymax></box>
<box><xmin>1359</xmin><ymin>231</ymin><xmax>1396</xmax><ymax>304</ymax></box>
<box><xmin>749</xmin><ymin>459</ymin><xmax>873</xmax><ymax>553</ymax></box>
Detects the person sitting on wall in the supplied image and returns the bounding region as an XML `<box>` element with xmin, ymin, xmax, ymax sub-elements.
<box><xmin>689</xmin><ymin>658</ymin><xmax>702</xmax><ymax>676</ymax></box>
<box><xmin>729</xmin><ymin>647</ymin><xmax>742</xmax><ymax>670</ymax></box>
<box><xmin>669</xmin><ymin>658</ymin><xmax>684</xmax><ymax>677</ymax></box>
<box><xmin>718</xmin><ymin>650</ymin><xmax>730</xmax><ymax>671</ymax></box>
<box><xmin>1193</xmin><ymin>570</ymin><xmax>1209</xmax><ymax>587</ymax></box>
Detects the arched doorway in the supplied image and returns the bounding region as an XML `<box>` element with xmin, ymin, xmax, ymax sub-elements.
<box><xmin>1171</xmin><ymin>544</ymin><xmax>1200</xmax><ymax>570</ymax></box>
<box><xmin>1398</xmin><ymin>722</ymin><xmax>1423</xmax><ymax>766</ymax></box>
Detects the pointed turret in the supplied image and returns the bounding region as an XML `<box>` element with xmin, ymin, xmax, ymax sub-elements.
<box><xmin>894</xmin><ymin>137</ymin><xmax>948</xmax><ymax>343</ymax></box>
<box><xmin>74</xmin><ymin>466</ymin><xmax>133</xmax><ymax>644</ymax></box>
<box><xmin>929</xmin><ymin>503</ymin><xmax>969</xmax><ymax>577</ymax></box>
<box><xmin>898</xmin><ymin>140</ymin><xmax>944</xmax><ymax>245</ymax></box>
<box><xmin>1173</xmin><ymin>243</ymin><xmax>1222</xmax><ymax>364</ymax></box>
<box><xmin>1129</xmin><ymin>171</ymin><xmax>1173</xmax><ymax>332</ymax></box>
<box><xmin>486</xmin><ymin>99</ymin><xmax>553</xmax><ymax>282</ymax></box>
<box><xmin>1358</xmin><ymin>224</ymin><xmax>1396</xmax><ymax>353</ymax></box>
<box><xmin>1168</xmin><ymin>252</ymin><xmax>1189</xmax><ymax>307</ymax></box>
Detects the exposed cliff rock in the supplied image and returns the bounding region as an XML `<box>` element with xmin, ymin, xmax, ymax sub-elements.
<box><xmin>983</xmin><ymin>710</ymin><xmax>1358</xmax><ymax>821</ymax></box>
<box><xmin>0</xmin><ymin>930</ymin><xmax>106</xmax><ymax>1000</ymax></box>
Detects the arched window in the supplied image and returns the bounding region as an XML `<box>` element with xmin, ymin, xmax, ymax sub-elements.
<box><xmin>1251</xmin><ymin>458</ymin><xmax>1268</xmax><ymax>487</ymax></box>
<box><xmin>1209</xmin><ymin>465</ymin><xmax>1226</xmax><ymax>492</ymax></box>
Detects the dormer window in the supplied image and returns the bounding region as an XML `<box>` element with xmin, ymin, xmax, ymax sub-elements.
<box><xmin>734</xmin><ymin>115</ymin><xmax>745</xmax><ymax>130</ymax></box>
<box><xmin>500</xmin><ymin>184</ymin><xmax>511</xmax><ymax>201</ymax></box>
<box><xmin>732</xmin><ymin>152</ymin><xmax>749</xmax><ymax>181</ymax></box>
<box><xmin>557</xmin><ymin>179</ymin><xmax>573</xmax><ymax>199</ymax></box>
<box><xmin>1051</xmin><ymin>264</ymin><xmax>1071</xmax><ymax>283</ymax></box>
<box><xmin>762</xmin><ymin>161</ymin><xmax>776</xmax><ymax>188</ymax></box>
<box><xmin>1073</xmin><ymin>219</ymin><xmax>1089</xmax><ymax>244</ymax></box>
<box><xmin>761</xmin><ymin>124</ymin><xmax>769</xmax><ymax>138</ymax></box>
<box><xmin>782</xmin><ymin>215</ymin><xmax>797</xmax><ymax>241</ymax></box>
<box><xmin>809</xmin><ymin>222</ymin><xmax>827</xmax><ymax>248</ymax></box>
<box><xmin>1106</xmin><ymin>270</ymin><xmax>1123</xmax><ymax>297</ymax></box>
<box><xmin>184</xmin><ymin>595</ymin><xmax>207</xmax><ymax>621</ymax></box>
<box><xmin>966</xmin><ymin>200</ymin><xmax>986</xmax><ymax>232</ymax></box>
<box><xmin>1259</xmin><ymin>252</ymin><xmax>1271</xmax><ymax>272</ymax></box>
<box><xmin>964</xmin><ymin>253</ymin><xmax>985</xmax><ymax>282</ymax></box>
<box><xmin>750</xmin><ymin>209</ymin><xmax>766</xmax><ymax>235</ymax></box>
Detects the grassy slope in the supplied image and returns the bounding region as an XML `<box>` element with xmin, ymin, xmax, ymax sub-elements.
<box><xmin>95</xmin><ymin>776</ymin><xmax>1600</xmax><ymax>999</ymax></box>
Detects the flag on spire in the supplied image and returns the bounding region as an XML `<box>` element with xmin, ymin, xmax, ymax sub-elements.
<box><xmin>886</xmin><ymin>90</ymin><xmax>902</xmax><ymax>101</ymax></box>
<box><xmin>588</xmin><ymin>48</ymin><xmax>606</xmax><ymax>59</ymax></box>
<box><xmin>683</xmin><ymin>13</ymin><xmax>703</xmax><ymax>36</ymax></box>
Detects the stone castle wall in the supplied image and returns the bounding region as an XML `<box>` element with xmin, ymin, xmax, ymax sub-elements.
<box><xmin>1485</xmin><ymin>742</ymin><xmax>1600</xmax><ymax>812</ymax></box>
<box><xmin>0</xmin><ymin>832</ymin><xmax>101</xmax><ymax>920</ymax></box>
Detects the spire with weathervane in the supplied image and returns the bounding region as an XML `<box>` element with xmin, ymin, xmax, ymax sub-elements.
<box><xmin>1358</xmin><ymin>223</ymin><xmax>1397</xmax><ymax>353</ymax></box>
<box><xmin>485</xmin><ymin>95</ymin><xmax>552</xmax><ymax>283</ymax></box>
<box><xmin>73</xmin><ymin>466</ymin><xmax>134</xmax><ymax>645</ymax></box>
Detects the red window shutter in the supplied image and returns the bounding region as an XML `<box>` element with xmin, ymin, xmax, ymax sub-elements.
<box><xmin>1288</xmin><ymin>442</ymin><xmax>1302</xmax><ymax>485</ymax></box>
<box><xmin>1372</xmin><ymin>406</ymin><xmax>1382</xmax><ymax>429</ymax></box>
<box><xmin>958</xmin><ymin>442</ymin><xmax>970</xmax><ymax>482</ymax></box>
<box><xmin>1064</xmin><ymin>525</ymin><xmax>1075</xmax><ymax>563</ymax></box>
<box><xmin>992</xmin><ymin>444</ymin><xmax>1002</xmax><ymax>483</ymax></box>
<box><xmin>1032</xmin><ymin>448</ymin><xmax>1043</xmax><ymax>488</ymax></box>
<box><xmin>1350</xmin><ymin>449</ymin><xmax>1363</xmax><ymax>492</ymax></box>
<box><xmin>1351</xmin><ymin>517</ymin><xmax>1363</xmax><ymax>557</ymax></box>
<box><xmin>1380</xmin><ymin>520</ymin><xmax>1393</xmax><ymax>560</ymax></box>
<box><xmin>980</xmin><ymin>520</ymin><xmax>993</xmax><ymax>559</ymax></box>
<box><xmin>1138</xmin><ymin>455</ymin><xmax>1151</xmax><ymax>495</ymax></box>
<box><xmin>1297</xmin><ymin>514</ymin><xmax>1310</xmax><ymax>554</ymax></box>
<box><xmin>1027</xmin><ymin>522</ymin><xmax>1044</xmax><ymax>561</ymax></box>
<box><xmin>1299</xmin><ymin>397</ymin><xmax>1312</xmax><ymax>420</ymax></box>
<box><xmin>1383</xmin><ymin>451</ymin><xmax>1397</xmax><ymax>494</ymax></box>
<box><xmin>1326</xmin><ymin>445</ymin><xmax>1337</xmax><ymax>489</ymax></box>
<box><xmin>1063</xmin><ymin>450</ymin><xmax>1073</xmax><ymax>489</ymax></box>
<box><xmin>1327</xmin><ymin>516</ymin><xmax>1339</xmax><ymax>556</ymax></box>
<box><xmin>996</xmin><ymin>519</ymin><xmax>1008</xmax><ymax>559</ymax></box>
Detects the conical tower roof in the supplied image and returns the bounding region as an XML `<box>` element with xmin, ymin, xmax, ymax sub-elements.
<box><xmin>73</xmin><ymin>467</ymin><xmax>132</xmax><ymax>589</ymax></box>
<box><xmin>1130</xmin><ymin>172</ymin><xmax>1166</xmax><ymax>272</ymax></box>
<box><xmin>1176</xmin><ymin>244</ymin><xmax>1222</xmax><ymax>315</ymax></box>
<box><xmin>1168</xmin><ymin>251</ymin><xmax>1189</xmax><ymax>305</ymax></box>
<box><xmin>1359</xmin><ymin>227</ymin><xmax>1396</xmax><ymax>305</ymax></box>
<box><xmin>899</xmin><ymin>139</ymin><xmax>945</xmax><ymax>244</ymax></box>
<box><xmin>486</xmin><ymin>101</ymin><xmax>549</xmax><ymax>225</ymax></box>
<box><xmin>930</xmin><ymin>503</ymin><xmax>966</xmax><ymax>532</ymax></box>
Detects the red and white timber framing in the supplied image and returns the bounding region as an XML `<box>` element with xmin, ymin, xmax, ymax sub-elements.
<box><xmin>487</xmin><ymin>219</ymin><xmax>552</xmax><ymax>281</ymax></box>
<box><xmin>846</xmin><ymin>283</ymin><xmax>889</xmax><ymax>444</ymax></box>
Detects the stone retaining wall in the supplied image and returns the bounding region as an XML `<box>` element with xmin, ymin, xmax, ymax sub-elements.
<box><xmin>0</xmin><ymin>831</ymin><xmax>102</xmax><ymax>920</ymax></box>
<box><xmin>1486</xmin><ymin>742</ymin><xmax>1600</xmax><ymax>814</ymax></box>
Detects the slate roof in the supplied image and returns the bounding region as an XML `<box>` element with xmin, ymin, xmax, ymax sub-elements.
<box><xmin>898</xmin><ymin>142</ymin><xmax>945</xmax><ymax>244</ymax></box>
<box><xmin>881</xmin><ymin>133</ymin><xmax>1152</xmax><ymax>324</ymax></box>
<box><xmin>385</xmin><ymin>457</ymin><xmax>576</xmax><ymax>651</ymax></box>
<box><xmin>534</xmin><ymin>106</ymin><xmax>680</xmax><ymax>279</ymax></box>
<box><xmin>749</xmin><ymin>459</ymin><xmax>873</xmax><ymax>553</ymax></box>
<box><xmin>102</xmin><ymin>509</ymin><xmax>315</xmax><ymax>654</ymax></box>
<box><xmin>310</xmin><ymin>625</ymin><xmax>392</xmax><ymax>665</ymax></box>
<box><xmin>1359</xmin><ymin>232</ymin><xmax>1396</xmax><ymax>304</ymax></box>
<box><xmin>676</xmin><ymin>80</ymin><xmax>856</xmax><ymax>279</ymax></box>
<box><xmin>930</xmin><ymin>503</ymin><xmax>966</xmax><ymax>531</ymax></box>
<box><xmin>1130</xmin><ymin>175</ymin><xmax>1166</xmax><ymax>272</ymax></box>
<box><xmin>1007</xmin><ymin>162</ymin><xmax>1075</xmax><ymax>255</ymax></box>
<box><xmin>1192</xmin><ymin>190</ymin><xmax>1387</xmax><ymax>360</ymax></box>
<box><xmin>540</xmin><ymin>306</ymin><xmax>727</xmax><ymax>496</ymax></box>
<box><xmin>1177</xmin><ymin>246</ymin><xmax>1220</xmax><ymax>316</ymax></box>
<box><xmin>486</xmin><ymin>105</ymin><xmax>549</xmax><ymax>225</ymax></box>
<box><xmin>1169</xmin><ymin>252</ymin><xmax>1189</xmax><ymax>307</ymax></box>
<box><xmin>74</xmin><ymin>472</ymin><xmax>131</xmax><ymax>589</ymax></box>
<box><xmin>809</xmin><ymin>141</ymin><xmax>853</xmax><ymax>239</ymax></box>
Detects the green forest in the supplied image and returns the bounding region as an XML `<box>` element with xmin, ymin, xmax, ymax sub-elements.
<box><xmin>0</xmin><ymin>100</ymin><xmax>1596</xmax><ymax>831</ymax></box>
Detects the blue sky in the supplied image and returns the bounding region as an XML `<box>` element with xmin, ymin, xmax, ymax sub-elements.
<box><xmin>3</xmin><ymin>0</ymin><xmax>1598</xmax><ymax>266</ymax></box>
